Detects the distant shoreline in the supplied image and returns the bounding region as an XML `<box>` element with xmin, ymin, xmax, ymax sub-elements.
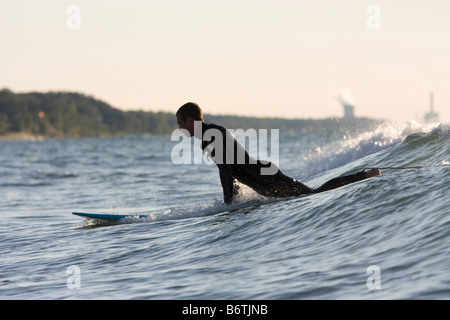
<box><xmin>1</xmin><ymin>89</ymin><xmax>384</xmax><ymax>140</ymax></box>
<box><xmin>0</xmin><ymin>132</ymin><xmax>46</xmax><ymax>141</ymax></box>
<box><xmin>0</xmin><ymin>132</ymin><xmax>138</xmax><ymax>141</ymax></box>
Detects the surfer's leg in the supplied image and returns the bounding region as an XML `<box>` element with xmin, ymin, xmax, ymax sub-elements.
<box><xmin>313</xmin><ymin>169</ymin><xmax>380</xmax><ymax>193</ymax></box>
<box><xmin>264</xmin><ymin>170</ymin><xmax>314</xmax><ymax>197</ymax></box>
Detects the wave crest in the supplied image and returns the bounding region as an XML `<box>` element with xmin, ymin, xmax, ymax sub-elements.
<box><xmin>300</xmin><ymin>121</ymin><xmax>448</xmax><ymax>179</ymax></box>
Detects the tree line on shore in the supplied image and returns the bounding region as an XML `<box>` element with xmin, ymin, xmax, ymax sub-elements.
<box><xmin>0</xmin><ymin>89</ymin><xmax>379</xmax><ymax>138</ymax></box>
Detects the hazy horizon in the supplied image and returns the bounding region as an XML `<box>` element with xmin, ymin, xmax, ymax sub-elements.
<box><xmin>1</xmin><ymin>0</ymin><xmax>449</xmax><ymax>122</ymax></box>
<box><xmin>2</xmin><ymin>87</ymin><xmax>389</xmax><ymax>124</ymax></box>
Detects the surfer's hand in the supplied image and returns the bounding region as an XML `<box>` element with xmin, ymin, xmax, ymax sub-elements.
<box><xmin>364</xmin><ymin>168</ymin><xmax>381</xmax><ymax>178</ymax></box>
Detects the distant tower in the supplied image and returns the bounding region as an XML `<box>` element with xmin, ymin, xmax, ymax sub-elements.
<box><xmin>424</xmin><ymin>91</ymin><xmax>439</xmax><ymax>122</ymax></box>
<box><xmin>338</xmin><ymin>95</ymin><xmax>355</xmax><ymax>118</ymax></box>
<box><xmin>343</xmin><ymin>103</ymin><xmax>354</xmax><ymax>118</ymax></box>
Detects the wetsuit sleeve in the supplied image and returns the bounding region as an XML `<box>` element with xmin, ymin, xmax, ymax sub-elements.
<box><xmin>217</xmin><ymin>164</ymin><xmax>234</xmax><ymax>204</ymax></box>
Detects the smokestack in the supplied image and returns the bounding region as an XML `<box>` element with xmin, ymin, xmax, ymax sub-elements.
<box><xmin>338</xmin><ymin>93</ymin><xmax>355</xmax><ymax>119</ymax></box>
<box><xmin>430</xmin><ymin>92</ymin><xmax>434</xmax><ymax>113</ymax></box>
<box><xmin>424</xmin><ymin>91</ymin><xmax>439</xmax><ymax>122</ymax></box>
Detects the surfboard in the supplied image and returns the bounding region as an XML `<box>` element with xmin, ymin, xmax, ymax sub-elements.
<box><xmin>72</xmin><ymin>212</ymin><xmax>149</xmax><ymax>220</ymax></box>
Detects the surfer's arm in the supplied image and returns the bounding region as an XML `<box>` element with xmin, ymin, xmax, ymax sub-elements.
<box><xmin>217</xmin><ymin>164</ymin><xmax>234</xmax><ymax>204</ymax></box>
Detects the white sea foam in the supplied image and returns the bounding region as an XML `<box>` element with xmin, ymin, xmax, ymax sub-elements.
<box><xmin>299</xmin><ymin>120</ymin><xmax>446</xmax><ymax>178</ymax></box>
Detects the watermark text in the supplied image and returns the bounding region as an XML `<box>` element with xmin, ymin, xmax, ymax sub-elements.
<box><xmin>171</xmin><ymin>122</ymin><xmax>279</xmax><ymax>175</ymax></box>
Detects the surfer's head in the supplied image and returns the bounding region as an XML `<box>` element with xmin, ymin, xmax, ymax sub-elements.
<box><xmin>176</xmin><ymin>102</ymin><xmax>204</xmax><ymax>137</ymax></box>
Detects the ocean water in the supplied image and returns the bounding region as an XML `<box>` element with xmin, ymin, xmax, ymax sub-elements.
<box><xmin>0</xmin><ymin>120</ymin><xmax>449</xmax><ymax>300</ymax></box>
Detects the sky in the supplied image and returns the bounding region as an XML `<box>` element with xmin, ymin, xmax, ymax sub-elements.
<box><xmin>1</xmin><ymin>0</ymin><xmax>449</xmax><ymax>122</ymax></box>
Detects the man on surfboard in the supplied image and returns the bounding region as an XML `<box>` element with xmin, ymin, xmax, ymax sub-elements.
<box><xmin>176</xmin><ymin>102</ymin><xmax>381</xmax><ymax>204</ymax></box>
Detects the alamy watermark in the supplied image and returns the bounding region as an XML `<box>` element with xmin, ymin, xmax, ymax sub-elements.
<box><xmin>366</xmin><ymin>5</ymin><xmax>381</xmax><ymax>30</ymax></box>
<box><xmin>66</xmin><ymin>5</ymin><xmax>81</xmax><ymax>30</ymax></box>
<box><xmin>66</xmin><ymin>265</ymin><xmax>81</xmax><ymax>289</ymax></box>
<box><xmin>366</xmin><ymin>265</ymin><xmax>381</xmax><ymax>290</ymax></box>
<box><xmin>171</xmin><ymin>121</ymin><xmax>279</xmax><ymax>175</ymax></box>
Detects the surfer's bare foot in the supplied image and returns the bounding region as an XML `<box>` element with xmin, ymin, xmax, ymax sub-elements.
<box><xmin>364</xmin><ymin>168</ymin><xmax>381</xmax><ymax>178</ymax></box>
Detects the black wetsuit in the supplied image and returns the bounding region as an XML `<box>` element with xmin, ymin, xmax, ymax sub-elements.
<box><xmin>201</xmin><ymin>122</ymin><xmax>368</xmax><ymax>204</ymax></box>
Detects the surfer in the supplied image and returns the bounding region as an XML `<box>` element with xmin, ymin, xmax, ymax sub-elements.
<box><xmin>176</xmin><ymin>102</ymin><xmax>381</xmax><ymax>204</ymax></box>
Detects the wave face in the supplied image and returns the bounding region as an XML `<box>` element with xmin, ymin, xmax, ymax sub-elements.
<box><xmin>0</xmin><ymin>120</ymin><xmax>448</xmax><ymax>299</ymax></box>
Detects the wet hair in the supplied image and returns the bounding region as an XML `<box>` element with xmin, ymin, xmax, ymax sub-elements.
<box><xmin>176</xmin><ymin>102</ymin><xmax>204</xmax><ymax>122</ymax></box>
